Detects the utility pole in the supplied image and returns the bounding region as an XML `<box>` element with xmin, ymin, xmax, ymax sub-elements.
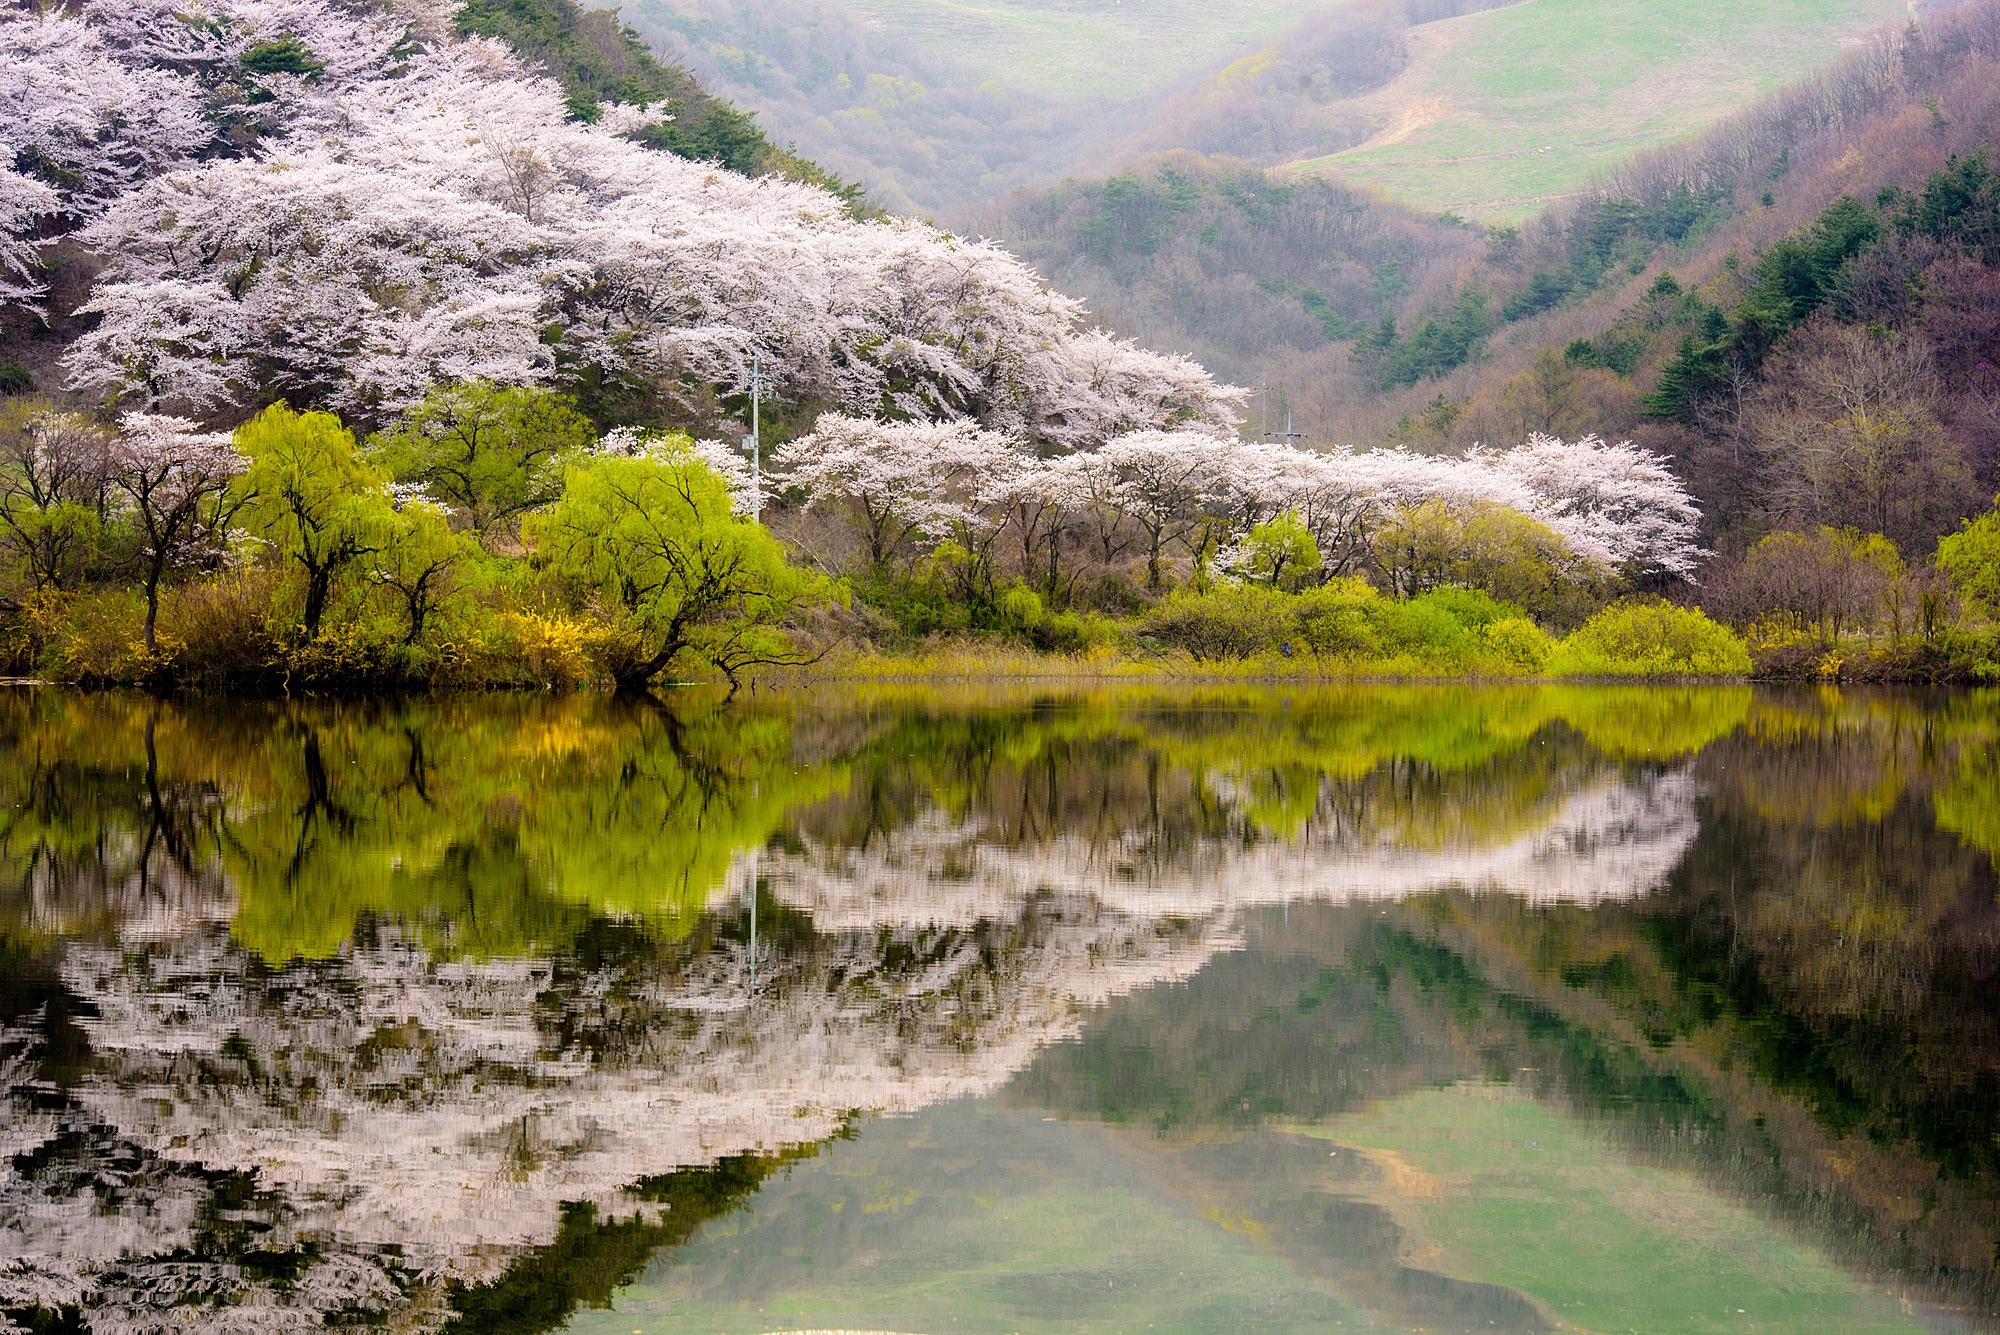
<box><xmin>746</xmin><ymin>353</ymin><xmax>764</xmax><ymax>524</ymax></box>
<box><xmin>1255</xmin><ymin>376</ymin><xmax>1272</xmax><ymax>440</ymax></box>
<box><xmin>1266</xmin><ymin>409</ymin><xmax>1304</xmax><ymax>448</ymax></box>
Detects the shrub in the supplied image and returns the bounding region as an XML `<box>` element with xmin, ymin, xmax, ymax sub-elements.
<box><xmin>1554</xmin><ymin>599</ymin><xmax>1751</xmax><ymax>676</ymax></box>
<box><xmin>0</xmin><ymin>588</ymin><xmax>72</xmax><ymax>675</ymax></box>
<box><xmin>1032</xmin><ymin>609</ymin><xmax>1120</xmax><ymax>655</ymax></box>
<box><xmin>48</xmin><ymin>588</ymin><xmax>146</xmax><ymax>683</ymax></box>
<box><xmin>1374</xmin><ymin>499</ymin><xmax>1601</xmax><ymax>621</ymax></box>
<box><xmin>1142</xmin><ymin>584</ymin><xmax>1291</xmax><ymax>660</ymax></box>
<box><xmin>1484</xmin><ymin>616</ymin><xmax>1555</xmax><ymax>672</ymax></box>
<box><xmin>1077</xmin><ymin>572</ymin><xmax>1146</xmax><ymax>616</ymax></box>
<box><xmin>1293</xmin><ymin>578</ymin><xmax>1381</xmax><ymax>656</ymax></box>
<box><xmin>1409</xmin><ymin>586</ymin><xmax>1520</xmax><ymax>629</ymax></box>
<box><xmin>159</xmin><ymin>568</ymin><xmax>283</xmax><ymax>685</ymax></box>
<box><xmin>1708</xmin><ymin>527</ymin><xmax>1905</xmax><ymax>639</ymax></box>
<box><xmin>998</xmin><ymin>584</ymin><xmax>1044</xmax><ymax>630</ymax></box>
<box><xmin>1938</xmin><ymin>506</ymin><xmax>2000</xmax><ymax>622</ymax></box>
<box><xmin>1360</xmin><ymin>588</ymin><xmax>1513</xmax><ymax>665</ymax></box>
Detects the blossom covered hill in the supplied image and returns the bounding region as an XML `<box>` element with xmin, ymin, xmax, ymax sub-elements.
<box><xmin>0</xmin><ymin>0</ymin><xmax>1239</xmax><ymax>447</ymax></box>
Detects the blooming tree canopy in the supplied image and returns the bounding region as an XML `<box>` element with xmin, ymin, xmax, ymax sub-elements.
<box><xmin>775</xmin><ymin>418</ymin><xmax>1705</xmax><ymax>597</ymax></box>
<box><xmin>18</xmin><ymin>0</ymin><xmax>1240</xmax><ymax>444</ymax></box>
<box><xmin>108</xmin><ymin>411</ymin><xmax>244</xmax><ymax>649</ymax></box>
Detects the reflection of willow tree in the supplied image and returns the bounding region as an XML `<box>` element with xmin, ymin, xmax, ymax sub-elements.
<box><xmin>0</xmin><ymin>693</ymin><xmax>849</xmax><ymax>962</ymax></box>
<box><xmin>212</xmin><ymin>698</ymin><xmax>850</xmax><ymax>960</ymax></box>
<box><xmin>0</xmin><ymin>692</ymin><xmax>232</xmax><ymax>942</ymax></box>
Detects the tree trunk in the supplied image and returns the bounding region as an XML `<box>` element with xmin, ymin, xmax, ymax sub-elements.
<box><xmin>302</xmin><ymin>565</ymin><xmax>333</xmax><ymax>637</ymax></box>
<box><xmin>611</xmin><ymin>637</ymin><xmax>685</xmax><ymax>693</ymax></box>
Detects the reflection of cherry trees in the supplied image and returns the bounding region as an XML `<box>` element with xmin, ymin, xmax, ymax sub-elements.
<box><xmin>0</xmin><ymin>688</ymin><xmax>1736</xmax><ymax>1329</ymax></box>
<box><xmin>23</xmin><ymin>891</ymin><xmax>1229</xmax><ymax>1328</ymax></box>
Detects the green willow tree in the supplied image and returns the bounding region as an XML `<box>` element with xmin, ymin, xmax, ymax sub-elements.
<box><xmin>230</xmin><ymin>404</ymin><xmax>392</xmax><ymax>639</ymax></box>
<box><xmin>527</xmin><ymin>442</ymin><xmax>835</xmax><ymax>692</ymax></box>
<box><xmin>371</xmin><ymin>384</ymin><xmax>595</xmax><ymax>541</ymax></box>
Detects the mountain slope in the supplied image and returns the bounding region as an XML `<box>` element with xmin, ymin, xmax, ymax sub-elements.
<box><xmin>1286</xmin><ymin>0</ymin><xmax>1909</xmax><ymax>219</ymax></box>
<box><xmin>616</xmin><ymin>0</ymin><xmax>1915</xmax><ymax>218</ymax></box>
<box><xmin>455</xmin><ymin>0</ymin><xmax>867</xmax><ymax>209</ymax></box>
<box><xmin>971</xmin><ymin>0</ymin><xmax>2000</xmax><ymax>555</ymax></box>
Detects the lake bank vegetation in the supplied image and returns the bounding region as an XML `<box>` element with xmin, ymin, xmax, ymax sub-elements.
<box><xmin>4</xmin><ymin>0</ymin><xmax>2000</xmax><ymax>690</ymax></box>
<box><xmin>10</xmin><ymin>379</ymin><xmax>2000</xmax><ymax>690</ymax></box>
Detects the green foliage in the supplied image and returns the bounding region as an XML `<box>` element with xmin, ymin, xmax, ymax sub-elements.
<box><xmin>526</xmin><ymin>444</ymin><xmax>832</xmax><ymax>689</ymax></box>
<box><xmin>1356</xmin><ymin>288</ymin><xmax>1493</xmax><ymax>389</ymax></box>
<box><xmin>1142</xmin><ymin>583</ymin><xmax>1294</xmax><ymax>662</ymax></box>
<box><xmin>1292</xmin><ymin>577</ymin><xmax>1383</xmax><ymax>657</ymax></box>
<box><xmin>1553</xmin><ymin>600</ymin><xmax>1750</xmax><ymax>676</ymax></box>
<box><xmin>369</xmin><ymin>503</ymin><xmax>481</xmax><ymax>647</ymax></box>
<box><xmin>997</xmin><ymin>584</ymin><xmax>1044</xmax><ymax>630</ymax></box>
<box><xmin>1232</xmin><ymin>511</ymin><xmax>1320</xmax><ymax>591</ymax></box>
<box><xmin>1891</xmin><ymin>149</ymin><xmax>2000</xmax><ymax>262</ymax></box>
<box><xmin>1077</xmin><ymin>168</ymin><xmax>1208</xmax><ymax>261</ymax></box>
<box><xmin>0</xmin><ymin>364</ymin><xmax>33</xmax><ymax>395</ymax></box>
<box><xmin>230</xmin><ymin>403</ymin><xmax>393</xmax><ymax>639</ymax></box>
<box><xmin>1375</xmin><ymin>500</ymin><xmax>1600</xmax><ymax>623</ymax></box>
<box><xmin>1484</xmin><ymin>616</ymin><xmax>1555</xmax><ymax>672</ymax></box>
<box><xmin>371</xmin><ymin>383</ymin><xmax>594</xmax><ymax>539</ymax></box>
<box><xmin>240</xmin><ymin>37</ymin><xmax>325</xmax><ymax>78</ymax></box>
<box><xmin>1936</xmin><ymin>505</ymin><xmax>2000</xmax><ymax>623</ymax></box>
<box><xmin>1644</xmin><ymin>196</ymin><xmax>1883</xmax><ymax>423</ymax></box>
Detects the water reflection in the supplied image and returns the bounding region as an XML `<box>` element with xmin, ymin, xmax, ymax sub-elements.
<box><xmin>0</xmin><ymin>686</ymin><xmax>1994</xmax><ymax>1331</ymax></box>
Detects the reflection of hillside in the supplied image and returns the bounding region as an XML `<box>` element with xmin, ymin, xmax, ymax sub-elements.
<box><xmin>0</xmin><ymin>686</ymin><xmax>1748</xmax><ymax>1331</ymax></box>
<box><xmin>996</xmin><ymin>687</ymin><xmax>2000</xmax><ymax>1327</ymax></box>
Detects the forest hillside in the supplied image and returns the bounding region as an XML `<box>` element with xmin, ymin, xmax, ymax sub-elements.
<box><xmin>618</xmin><ymin>0</ymin><xmax>1911</xmax><ymax>216</ymax></box>
<box><xmin>967</xmin><ymin>0</ymin><xmax>2000</xmax><ymax>563</ymax></box>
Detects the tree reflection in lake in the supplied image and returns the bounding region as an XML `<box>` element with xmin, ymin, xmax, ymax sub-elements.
<box><xmin>0</xmin><ymin>686</ymin><xmax>1993</xmax><ymax>1332</ymax></box>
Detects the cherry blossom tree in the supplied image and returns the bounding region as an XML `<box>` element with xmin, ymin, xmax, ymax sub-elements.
<box><xmin>776</xmin><ymin>414</ymin><xmax>1019</xmax><ymax>567</ymax></box>
<box><xmin>1482</xmin><ymin>434</ymin><xmax>1706</xmax><ymax>581</ymax></box>
<box><xmin>60</xmin><ymin>27</ymin><xmax>1242</xmax><ymax>438</ymax></box>
<box><xmin>0</xmin><ymin>11</ymin><xmax>209</xmax><ymax>227</ymax></box>
<box><xmin>1097</xmin><ymin>430</ymin><xmax>1242</xmax><ymax>589</ymax></box>
<box><xmin>0</xmin><ymin>159</ymin><xmax>57</xmax><ymax>308</ymax></box>
<box><xmin>108</xmin><ymin>412</ymin><xmax>245</xmax><ymax>651</ymax></box>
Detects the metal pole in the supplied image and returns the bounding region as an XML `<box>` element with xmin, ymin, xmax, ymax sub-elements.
<box><xmin>749</xmin><ymin>353</ymin><xmax>762</xmax><ymax>525</ymax></box>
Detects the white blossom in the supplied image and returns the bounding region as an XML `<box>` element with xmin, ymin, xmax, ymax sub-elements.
<box><xmin>777</xmin><ymin>413</ymin><xmax>1022</xmax><ymax>564</ymax></box>
<box><xmin>57</xmin><ymin>25</ymin><xmax>1242</xmax><ymax>436</ymax></box>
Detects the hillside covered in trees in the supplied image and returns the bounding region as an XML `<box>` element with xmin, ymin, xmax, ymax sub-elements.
<box><xmin>622</xmin><ymin>0</ymin><xmax>1912</xmax><ymax>217</ymax></box>
<box><xmin>972</xmin><ymin>0</ymin><xmax>2000</xmax><ymax>560</ymax></box>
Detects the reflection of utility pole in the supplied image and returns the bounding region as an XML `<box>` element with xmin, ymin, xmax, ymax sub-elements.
<box><xmin>742</xmin><ymin>844</ymin><xmax>761</xmax><ymax>990</ymax></box>
<box><xmin>745</xmin><ymin>779</ymin><xmax>761</xmax><ymax>990</ymax></box>
<box><xmin>745</xmin><ymin>353</ymin><xmax>765</xmax><ymax>525</ymax></box>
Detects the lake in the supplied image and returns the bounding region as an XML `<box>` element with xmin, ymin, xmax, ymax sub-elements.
<box><xmin>2</xmin><ymin>684</ymin><xmax>1997</xmax><ymax>1333</ymax></box>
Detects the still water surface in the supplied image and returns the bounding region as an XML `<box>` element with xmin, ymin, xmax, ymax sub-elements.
<box><xmin>2</xmin><ymin>684</ymin><xmax>1998</xmax><ymax>1333</ymax></box>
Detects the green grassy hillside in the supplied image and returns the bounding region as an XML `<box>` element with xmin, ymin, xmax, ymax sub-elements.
<box><xmin>1290</xmin><ymin>0</ymin><xmax>1908</xmax><ymax>219</ymax></box>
